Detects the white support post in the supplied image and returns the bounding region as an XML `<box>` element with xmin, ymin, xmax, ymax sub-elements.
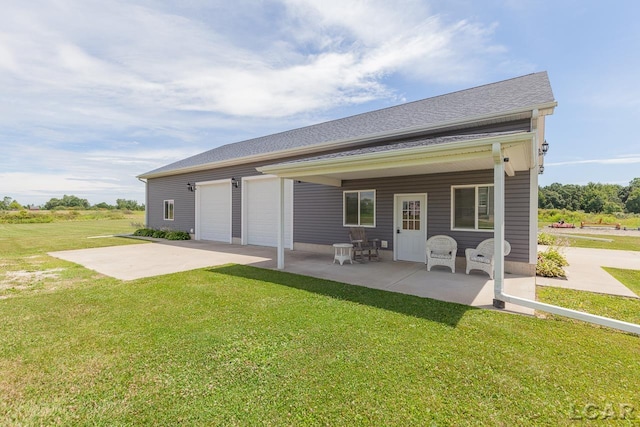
<box><xmin>492</xmin><ymin>143</ymin><xmax>506</xmax><ymax>308</ymax></box>
<box><xmin>529</xmin><ymin>109</ymin><xmax>540</xmax><ymax>265</ymax></box>
<box><xmin>277</xmin><ymin>177</ymin><xmax>285</xmax><ymax>269</ymax></box>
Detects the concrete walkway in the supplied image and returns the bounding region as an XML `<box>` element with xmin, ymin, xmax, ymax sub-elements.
<box><xmin>50</xmin><ymin>239</ymin><xmax>536</xmax><ymax>315</ymax></box>
<box><xmin>536</xmin><ymin>245</ymin><xmax>639</xmax><ymax>298</ymax></box>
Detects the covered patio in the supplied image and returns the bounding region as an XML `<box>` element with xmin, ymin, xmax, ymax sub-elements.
<box><xmin>51</xmin><ymin>239</ymin><xmax>536</xmax><ymax>315</ymax></box>
<box><xmin>258</xmin><ymin>131</ymin><xmax>544</xmax><ymax>309</ymax></box>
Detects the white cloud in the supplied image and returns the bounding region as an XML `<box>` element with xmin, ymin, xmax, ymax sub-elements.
<box><xmin>0</xmin><ymin>0</ymin><xmax>511</xmax><ymax>204</ymax></box>
<box><xmin>546</xmin><ymin>155</ymin><xmax>640</xmax><ymax>167</ymax></box>
<box><xmin>0</xmin><ymin>0</ymin><xmax>505</xmax><ymax>121</ymax></box>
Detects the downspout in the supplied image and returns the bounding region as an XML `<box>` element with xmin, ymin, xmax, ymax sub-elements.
<box><xmin>277</xmin><ymin>177</ymin><xmax>285</xmax><ymax>269</ymax></box>
<box><xmin>491</xmin><ymin>144</ymin><xmax>640</xmax><ymax>335</ymax></box>
<box><xmin>137</xmin><ymin>177</ymin><xmax>148</xmax><ymax>227</ymax></box>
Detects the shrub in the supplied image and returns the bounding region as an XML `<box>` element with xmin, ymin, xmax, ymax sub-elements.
<box><xmin>537</xmin><ymin>232</ymin><xmax>556</xmax><ymax>245</ymax></box>
<box><xmin>133</xmin><ymin>228</ymin><xmax>156</xmax><ymax>237</ymax></box>
<box><xmin>133</xmin><ymin>228</ymin><xmax>190</xmax><ymax>240</ymax></box>
<box><xmin>0</xmin><ymin>211</ymin><xmax>54</xmax><ymax>224</ymax></box>
<box><xmin>151</xmin><ymin>230</ymin><xmax>167</xmax><ymax>238</ymax></box>
<box><xmin>165</xmin><ymin>231</ymin><xmax>191</xmax><ymax>240</ymax></box>
<box><xmin>537</xmin><ymin>247</ymin><xmax>569</xmax><ymax>277</ymax></box>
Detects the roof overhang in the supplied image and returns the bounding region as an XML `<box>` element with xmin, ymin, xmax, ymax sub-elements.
<box><xmin>137</xmin><ymin>103</ymin><xmax>555</xmax><ymax>179</ymax></box>
<box><xmin>257</xmin><ymin>132</ymin><xmax>536</xmax><ymax>187</ymax></box>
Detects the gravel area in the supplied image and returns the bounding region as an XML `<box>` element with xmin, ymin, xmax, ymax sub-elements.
<box><xmin>542</xmin><ymin>226</ymin><xmax>640</xmax><ymax>238</ymax></box>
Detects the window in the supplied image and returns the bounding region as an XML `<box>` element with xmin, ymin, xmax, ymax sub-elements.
<box><xmin>163</xmin><ymin>200</ymin><xmax>174</xmax><ymax>221</ymax></box>
<box><xmin>451</xmin><ymin>185</ymin><xmax>494</xmax><ymax>230</ymax></box>
<box><xmin>344</xmin><ymin>190</ymin><xmax>376</xmax><ymax>227</ymax></box>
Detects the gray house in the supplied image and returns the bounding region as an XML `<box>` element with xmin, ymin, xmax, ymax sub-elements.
<box><xmin>138</xmin><ymin>72</ymin><xmax>556</xmax><ymax>276</ymax></box>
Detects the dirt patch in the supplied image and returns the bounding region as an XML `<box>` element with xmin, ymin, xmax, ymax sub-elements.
<box><xmin>0</xmin><ymin>268</ymin><xmax>65</xmax><ymax>290</ymax></box>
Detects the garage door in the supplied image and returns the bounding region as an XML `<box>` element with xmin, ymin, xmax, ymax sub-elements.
<box><xmin>196</xmin><ymin>180</ymin><xmax>232</xmax><ymax>243</ymax></box>
<box><xmin>244</xmin><ymin>177</ymin><xmax>293</xmax><ymax>248</ymax></box>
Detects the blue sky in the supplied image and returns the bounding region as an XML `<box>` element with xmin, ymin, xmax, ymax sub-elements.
<box><xmin>1</xmin><ymin>0</ymin><xmax>639</xmax><ymax>206</ymax></box>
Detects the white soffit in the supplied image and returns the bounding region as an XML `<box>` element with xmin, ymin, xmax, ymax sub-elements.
<box><xmin>259</xmin><ymin>133</ymin><xmax>534</xmax><ymax>185</ymax></box>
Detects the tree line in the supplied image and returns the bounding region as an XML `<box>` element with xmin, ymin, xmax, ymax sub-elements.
<box><xmin>0</xmin><ymin>195</ymin><xmax>145</xmax><ymax>211</ymax></box>
<box><xmin>539</xmin><ymin>178</ymin><xmax>640</xmax><ymax>213</ymax></box>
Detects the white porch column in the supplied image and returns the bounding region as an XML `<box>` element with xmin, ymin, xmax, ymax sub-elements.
<box><xmin>492</xmin><ymin>143</ymin><xmax>506</xmax><ymax>308</ymax></box>
<box><xmin>277</xmin><ymin>177</ymin><xmax>285</xmax><ymax>269</ymax></box>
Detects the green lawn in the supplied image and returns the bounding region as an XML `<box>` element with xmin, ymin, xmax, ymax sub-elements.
<box><xmin>1</xmin><ymin>221</ymin><xmax>639</xmax><ymax>424</ymax></box>
<box><xmin>0</xmin><ymin>217</ymin><xmax>145</xmax><ymax>298</ymax></box>
<box><xmin>563</xmin><ymin>234</ymin><xmax>640</xmax><ymax>252</ymax></box>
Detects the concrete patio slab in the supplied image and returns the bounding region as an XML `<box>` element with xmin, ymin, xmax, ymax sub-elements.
<box><xmin>50</xmin><ymin>239</ymin><xmax>535</xmax><ymax>315</ymax></box>
<box><xmin>536</xmin><ymin>246</ymin><xmax>639</xmax><ymax>298</ymax></box>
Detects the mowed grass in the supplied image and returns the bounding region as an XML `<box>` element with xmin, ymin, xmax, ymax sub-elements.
<box><xmin>0</xmin><ymin>215</ymin><xmax>145</xmax><ymax>298</ymax></box>
<box><xmin>538</xmin><ymin>268</ymin><xmax>640</xmax><ymax>325</ymax></box>
<box><xmin>563</xmin><ymin>234</ymin><xmax>640</xmax><ymax>252</ymax></box>
<box><xmin>1</xmin><ymin>220</ymin><xmax>639</xmax><ymax>424</ymax></box>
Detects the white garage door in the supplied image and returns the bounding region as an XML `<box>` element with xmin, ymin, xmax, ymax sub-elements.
<box><xmin>244</xmin><ymin>177</ymin><xmax>293</xmax><ymax>248</ymax></box>
<box><xmin>196</xmin><ymin>180</ymin><xmax>232</xmax><ymax>243</ymax></box>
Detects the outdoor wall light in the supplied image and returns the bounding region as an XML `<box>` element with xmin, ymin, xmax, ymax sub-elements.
<box><xmin>231</xmin><ymin>177</ymin><xmax>239</xmax><ymax>188</ymax></box>
<box><xmin>187</xmin><ymin>182</ymin><xmax>196</xmax><ymax>192</ymax></box>
<box><xmin>539</xmin><ymin>140</ymin><xmax>550</xmax><ymax>156</ymax></box>
<box><xmin>539</xmin><ymin>165</ymin><xmax>545</xmax><ymax>174</ymax></box>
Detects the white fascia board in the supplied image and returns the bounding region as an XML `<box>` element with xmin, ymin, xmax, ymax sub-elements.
<box><xmin>259</xmin><ymin>133</ymin><xmax>533</xmax><ymax>177</ymax></box>
<box><xmin>137</xmin><ymin>104</ymin><xmax>554</xmax><ymax>180</ymax></box>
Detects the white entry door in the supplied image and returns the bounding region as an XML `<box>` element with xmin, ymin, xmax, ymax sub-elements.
<box><xmin>394</xmin><ymin>194</ymin><xmax>427</xmax><ymax>262</ymax></box>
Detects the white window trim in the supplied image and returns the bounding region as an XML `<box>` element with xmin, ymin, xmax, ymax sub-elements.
<box><xmin>450</xmin><ymin>184</ymin><xmax>494</xmax><ymax>231</ymax></box>
<box><xmin>163</xmin><ymin>199</ymin><xmax>174</xmax><ymax>221</ymax></box>
<box><xmin>343</xmin><ymin>189</ymin><xmax>376</xmax><ymax>228</ymax></box>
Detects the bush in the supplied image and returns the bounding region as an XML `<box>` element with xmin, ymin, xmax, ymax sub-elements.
<box><xmin>133</xmin><ymin>228</ymin><xmax>156</xmax><ymax>237</ymax></box>
<box><xmin>165</xmin><ymin>231</ymin><xmax>191</xmax><ymax>240</ymax></box>
<box><xmin>537</xmin><ymin>232</ymin><xmax>556</xmax><ymax>245</ymax></box>
<box><xmin>0</xmin><ymin>211</ymin><xmax>54</xmax><ymax>224</ymax></box>
<box><xmin>537</xmin><ymin>247</ymin><xmax>569</xmax><ymax>277</ymax></box>
<box><xmin>133</xmin><ymin>228</ymin><xmax>190</xmax><ymax>240</ymax></box>
<box><xmin>152</xmin><ymin>230</ymin><xmax>167</xmax><ymax>238</ymax></box>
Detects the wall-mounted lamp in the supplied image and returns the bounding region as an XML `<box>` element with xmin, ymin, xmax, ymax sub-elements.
<box><xmin>231</xmin><ymin>177</ymin><xmax>239</xmax><ymax>188</ymax></box>
<box><xmin>539</xmin><ymin>165</ymin><xmax>545</xmax><ymax>174</ymax></box>
<box><xmin>539</xmin><ymin>140</ymin><xmax>550</xmax><ymax>156</ymax></box>
<box><xmin>187</xmin><ymin>182</ymin><xmax>196</xmax><ymax>192</ymax></box>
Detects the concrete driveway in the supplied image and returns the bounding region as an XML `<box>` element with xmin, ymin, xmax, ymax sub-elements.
<box><xmin>49</xmin><ymin>240</ymin><xmax>273</xmax><ymax>281</ymax></box>
<box><xmin>536</xmin><ymin>245</ymin><xmax>640</xmax><ymax>297</ymax></box>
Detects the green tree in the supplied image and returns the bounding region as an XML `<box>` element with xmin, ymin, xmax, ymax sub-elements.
<box><xmin>44</xmin><ymin>195</ymin><xmax>90</xmax><ymax>210</ymax></box>
<box><xmin>93</xmin><ymin>202</ymin><xmax>114</xmax><ymax>210</ymax></box>
<box><xmin>626</xmin><ymin>188</ymin><xmax>640</xmax><ymax>213</ymax></box>
<box><xmin>116</xmin><ymin>199</ymin><xmax>144</xmax><ymax>211</ymax></box>
<box><xmin>8</xmin><ymin>200</ymin><xmax>23</xmax><ymax>210</ymax></box>
<box><xmin>0</xmin><ymin>196</ymin><xmax>12</xmax><ymax>210</ymax></box>
<box><xmin>580</xmin><ymin>184</ymin><xmax>605</xmax><ymax>213</ymax></box>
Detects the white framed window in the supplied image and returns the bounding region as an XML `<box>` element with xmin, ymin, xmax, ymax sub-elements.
<box><xmin>163</xmin><ymin>199</ymin><xmax>174</xmax><ymax>221</ymax></box>
<box><xmin>343</xmin><ymin>190</ymin><xmax>376</xmax><ymax>227</ymax></box>
<box><xmin>451</xmin><ymin>185</ymin><xmax>494</xmax><ymax>230</ymax></box>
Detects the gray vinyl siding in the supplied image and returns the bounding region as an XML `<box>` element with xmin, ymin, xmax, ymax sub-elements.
<box><xmin>294</xmin><ymin>170</ymin><xmax>531</xmax><ymax>263</ymax></box>
<box><xmin>145</xmin><ymin>118</ymin><xmax>532</xmax><ymax>262</ymax></box>
<box><xmin>147</xmin><ymin>162</ymin><xmax>267</xmax><ymax>236</ymax></box>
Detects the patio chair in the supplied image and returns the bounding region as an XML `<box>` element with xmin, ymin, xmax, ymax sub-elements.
<box><xmin>465</xmin><ymin>238</ymin><xmax>511</xmax><ymax>279</ymax></box>
<box><xmin>349</xmin><ymin>227</ymin><xmax>380</xmax><ymax>262</ymax></box>
<box><xmin>426</xmin><ymin>235</ymin><xmax>457</xmax><ymax>273</ymax></box>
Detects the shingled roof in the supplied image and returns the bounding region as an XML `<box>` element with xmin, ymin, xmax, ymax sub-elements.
<box><xmin>139</xmin><ymin>72</ymin><xmax>555</xmax><ymax>178</ymax></box>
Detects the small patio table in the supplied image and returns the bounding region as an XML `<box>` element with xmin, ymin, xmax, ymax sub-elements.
<box><xmin>333</xmin><ymin>243</ymin><xmax>353</xmax><ymax>265</ymax></box>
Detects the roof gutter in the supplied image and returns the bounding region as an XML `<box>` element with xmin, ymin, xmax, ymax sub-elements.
<box><xmin>138</xmin><ymin>102</ymin><xmax>557</xmax><ymax>179</ymax></box>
